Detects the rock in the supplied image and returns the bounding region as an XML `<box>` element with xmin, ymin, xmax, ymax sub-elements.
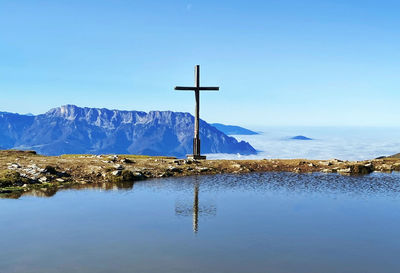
<box><xmin>375</xmin><ymin>164</ymin><xmax>393</xmax><ymax>172</ymax></box>
<box><xmin>159</xmin><ymin>172</ymin><xmax>172</xmax><ymax>178</ymax></box>
<box><xmin>293</xmin><ymin>167</ymin><xmax>301</xmax><ymax>173</ymax></box>
<box><xmin>131</xmin><ymin>172</ymin><xmax>146</xmax><ymax>180</ymax></box>
<box><xmin>364</xmin><ymin>163</ymin><xmax>373</xmax><ymax>168</ymax></box>
<box><xmin>30</xmin><ymin>173</ymin><xmax>40</xmax><ymax>180</ymax></box>
<box><xmin>308</xmin><ymin>163</ymin><xmax>315</xmax><ymax>167</ymax></box>
<box><xmin>298</xmin><ymin>161</ymin><xmax>307</xmax><ymax>166</ymax></box>
<box><xmin>331</xmin><ymin>168</ymin><xmax>339</xmax><ymax>173</ymax></box>
<box><xmin>336</xmin><ymin>164</ymin><xmax>373</xmax><ymax>175</ymax></box>
<box><xmin>337</xmin><ymin>168</ymin><xmax>351</xmax><ymax>174</ymax></box>
<box><xmin>168</xmin><ymin>166</ymin><xmax>182</xmax><ymax>173</ymax></box>
<box><xmin>120</xmin><ymin>158</ymin><xmax>134</xmax><ymax>164</ymax></box>
<box><xmin>393</xmin><ymin>163</ymin><xmax>400</xmax><ymax>171</ymax></box>
<box><xmin>57</xmin><ymin>171</ymin><xmax>70</xmax><ymax>178</ymax></box>
<box><xmin>330</xmin><ymin>159</ymin><xmax>343</xmax><ymax>163</ymax></box>
<box><xmin>111</xmin><ymin>170</ymin><xmax>121</xmax><ymax>176</ymax></box>
<box><xmin>44</xmin><ymin>165</ymin><xmax>58</xmax><ymax>175</ymax></box>
<box><xmin>114</xmin><ymin>164</ymin><xmax>124</xmax><ymax>170</ymax></box>
<box><xmin>39</xmin><ymin>176</ymin><xmax>48</xmax><ymax>182</ymax></box>
<box><xmin>319</xmin><ymin>161</ymin><xmax>332</xmax><ymax>166</ymax></box>
<box><xmin>56</xmin><ymin>178</ymin><xmax>65</xmax><ymax>182</ymax></box>
<box><xmin>196</xmin><ymin>167</ymin><xmax>209</xmax><ymax>173</ymax></box>
<box><xmin>108</xmin><ymin>170</ymin><xmax>146</xmax><ymax>181</ymax></box>
<box><xmin>231</xmin><ymin>163</ymin><xmax>241</xmax><ymax>169</ymax></box>
<box><xmin>349</xmin><ymin>164</ymin><xmax>374</xmax><ymax>175</ymax></box>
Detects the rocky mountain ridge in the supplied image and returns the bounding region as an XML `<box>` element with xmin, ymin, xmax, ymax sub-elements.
<box><xmin>0</xmin><ymin>105</ymin><xmax>256</xmax><ymax>157</ymax></box>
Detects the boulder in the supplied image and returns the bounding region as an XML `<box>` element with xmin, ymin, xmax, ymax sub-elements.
<box><xmin>168</xmin><ymin>166</ymin><xmax>183</xmax><ymax>173</ymax></box>
<box><xmin>111</xmin><ymin>170</ymin><xmax>122</xmax><ymax>176</ymax></box>
<box><xmin>39</xmin><ymin>176</ymin><xmax>48</xmax><ymax>182</ymax></box>
<box><xmin>114</xmin><ymin>164</ymin><xmax>124</xmax><ymax>170</ymax></box>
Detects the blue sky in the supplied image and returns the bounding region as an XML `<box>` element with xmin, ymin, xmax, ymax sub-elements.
<box><xmin>1</xmin><ymin>0</ymin><xmax>399</xmax><ymax>127</ymax></box>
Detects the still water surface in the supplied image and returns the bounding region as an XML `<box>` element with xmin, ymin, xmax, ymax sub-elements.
<box><xmin>1</xmin><ymin>172</ymin><xmax>400</xmax><ymax>273</ymax></box>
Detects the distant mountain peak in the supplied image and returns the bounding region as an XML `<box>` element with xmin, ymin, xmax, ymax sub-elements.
<box><xmin>47</xmin><ymin>104</ymin><xmax>81</xmax><ymax>120</ymax></box>
<box><xmin>211</xmin><ymin>123</ymin><xmax>258</xmax><ymax>135</ymax></box>
<box><xmin>289</xmin><ymin>135</ymin><xmax>313</xmax><ymax>141</ymax></box>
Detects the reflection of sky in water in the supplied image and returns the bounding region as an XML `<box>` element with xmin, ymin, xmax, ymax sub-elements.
<box><xmin>207</xmin><ymin>126</ymin><xmax>400</xmax><ymax>161</ymax></box>
<box><xmin>2</xmin><ymin>173</ymin><xmax>400</xmax><ymax>272</ymax></box>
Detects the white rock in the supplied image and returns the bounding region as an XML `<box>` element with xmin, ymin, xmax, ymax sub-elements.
<box><xmin>39</xmin><ymin>177</ymin><xmax>48</xmax><ymax>182</ymax></box>
<box><xmin>112</xmin><ymin>170</ymin><xmax>121</xmax><ymax>176</ymax></box>
<box><xmin>114</xmin><ymin>164</ymin><xmax>124</xmax><ymax>170</ymax></box>
<box><xmin>337</xmin><ymin>168</ymin><xmax>351</xmax><ymax>174</ymax></box>
<box><xmin>319</xmin><ymin>161</ymin><xmax>332</xmax><ymax>166</ymax></box>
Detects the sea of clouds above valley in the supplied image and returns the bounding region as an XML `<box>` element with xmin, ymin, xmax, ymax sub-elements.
<box><xmin>206</xmin><ymin>126</ymin><xmax>400</xmax><ymax>161</ymax></box>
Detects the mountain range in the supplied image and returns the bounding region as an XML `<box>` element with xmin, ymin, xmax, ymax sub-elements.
<box><xmin>0</xmin><ymin>105</ymin><xmax>256</xmax><ymax>157</ymax></box>
<box><xmin>211</xmin><ymin>123</ymin><xmax>259</xmax><ymax>135</ymax></box>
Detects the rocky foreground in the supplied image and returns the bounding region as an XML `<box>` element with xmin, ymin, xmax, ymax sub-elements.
<box><xmin>1</xmin><ymin>150</ymin><xmax>400</xmax><ymax>198</ymax></box>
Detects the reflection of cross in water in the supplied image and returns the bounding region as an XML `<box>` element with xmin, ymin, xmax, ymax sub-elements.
<box><xmin>174</xmin><ymin>178</ymin><xmax>216</xmax><ymax>234</ymax></box>
<box><xmin>193</xmin><ymin>181</ymin><xmax>199</xmax><ymax>233</ymax></box>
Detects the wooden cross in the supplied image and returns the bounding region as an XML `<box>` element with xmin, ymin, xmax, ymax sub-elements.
<box><xmin>175</xmin><ymin>65</ymin><xmax>219</xmax><ymax>160</ymax></box>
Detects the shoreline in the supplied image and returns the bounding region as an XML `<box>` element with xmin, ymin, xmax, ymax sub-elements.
<box><xmin>1</xmin><ymin>150</ymin><xmax>400</xmax><ymax>198</ymax></box>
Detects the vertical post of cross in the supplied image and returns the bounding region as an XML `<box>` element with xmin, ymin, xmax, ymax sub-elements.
<box><xmin>194</xmin><ymin>65</ymin><xmax>200</xmax><ymax>156</ymax></box>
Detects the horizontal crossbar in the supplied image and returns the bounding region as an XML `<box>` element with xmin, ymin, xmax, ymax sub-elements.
<box><xmin>175</xmin><ymin>86</ymin><xmax>219</xmax><ymax>91</ymax></box>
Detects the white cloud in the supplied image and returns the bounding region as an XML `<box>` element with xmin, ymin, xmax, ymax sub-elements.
<box><xmin>206</xmin><ymin>127</ymin><xmax>400</xmax><ymax>161</ymax></box>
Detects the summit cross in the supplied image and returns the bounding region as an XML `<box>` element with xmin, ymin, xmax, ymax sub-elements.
<box><xmin>174</xmin><ymin>65</ymin><xmax>219</xmax><ymax>160</ymax></box>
